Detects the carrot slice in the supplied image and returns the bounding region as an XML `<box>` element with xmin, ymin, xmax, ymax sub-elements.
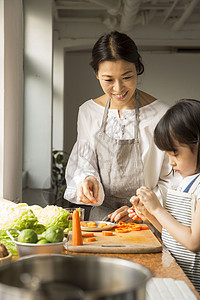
<box><xmin>80</xmin><ymin>221</ymin><xmax>87</xmax><ymax>227</ymax></box>
<box><xmin>86</xmin><ymin>221</ymin><xmax>96</xmax><ymax>227</ymax></box>
<box><xmin>98</xmin><ymin>223</ymin><xmax>108</xmax><ymax>228</ymax></box>
<box><xmin>114</xmin><ymin>221</ymin><xmax>149</xmax><ymax>233</ymax></box>
<box><xmin>72</xmin><ymin>210</ymin><xmax>83</xmax><ymax>245</ymax></box>
<box><xmin>84</xmin><ymin>237</ymin><xmax>96</xmax><ymax>242</ymax></box>
<box><xmin>115</xmin><ymin>228</ymin><xmax>130</xmax><ymax>233</ymax></box>
<box><xmin>140</xmin><ymin>225</ymin><xmax>149</xmax><ymax>230</ymax></box>
<box><xmin>82</xmin><ymin>233</ymin><xmax>95</xmax><ymax>237</ymax></box>
<box><xmin>129</xmin><ymin>227</ymin><xmax>141</xmax><ymax>231</ymax></box>
<box><xmin>102</xmin><ymin>231</ymin><xmax>113</xmax><ymax>236</ymax></box>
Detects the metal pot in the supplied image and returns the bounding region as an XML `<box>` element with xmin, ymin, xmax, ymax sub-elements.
<box><xmin>0</xmin><ymin>254</ymin><xmax>151</xmax><ymax>300</ymax></box>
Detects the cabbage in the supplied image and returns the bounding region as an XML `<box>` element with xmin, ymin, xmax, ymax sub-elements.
<box><xmin>0</xmin><ymin>209</ymin><xmax>38</xmax><ymax>236</ymax></box>
<box><xmin>0</xmin><ymin>201</ymin><xmax>71</xmax><ymax>232</ymax></box>
<box><xmin>0</xmin><ymin>207</ymin><xmax>38</xmax><ymax>255</ymax></box>
<box><xmin>0</xmin><ymin>200</ymin><xmax>71</xmax><ymax>255</ymax></box>
<box><xmin>0</xmin><ymin>236</ymin><xmax>18</xmax><ymax>256</ymax></box>
<box><xmin>32</xmin><ymin>205</ymin><xmax>71</xmax><ymax>230</ymax></box>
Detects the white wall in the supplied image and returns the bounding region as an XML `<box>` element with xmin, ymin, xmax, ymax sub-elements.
<box><xmin>63</xmin><ymin>51</ymin><xmax>200</xmax><ymax>154</ymax></box>
<box><xmin>23</xmin><ymin>0</ymin><xmax>53</xmax><ymax>189</ymax></box>
<box><xmin>141</xmin><ymin>52</ymin><xmax>200</xmax><ymax>105</ymax></box>
<box><xmin>64</xmin><ymin>51</ymin><xmax>102</xmax><ymax>155</ymax></box>
<box><xmin>0</xmin><ymin>0</ymin><xmax>23</xmax><ymax>202</ymax></box>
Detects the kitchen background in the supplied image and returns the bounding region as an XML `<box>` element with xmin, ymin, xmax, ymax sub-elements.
<box><xmin>1</xmin><ymin>0</ymin><xmax>200</xmax><ymax>208</ymax></box>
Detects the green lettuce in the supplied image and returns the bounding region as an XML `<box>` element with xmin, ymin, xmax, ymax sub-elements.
<box><xmin>0</xmin><ymin>204</ymin><xmax>71</xmax><ymax>255</ymax></box>
<box><xmin>33</xmin><ymin>205</ymin><xmax>71</xmax><ymax>230</ymax></box>
<box><xmin>0</xmin><ymin>210</ymin><xmax>38</xmax><ymax>236</ymax></box>
<box><xmin>0</xmin><ymin>236</ymin><xmax>18</xmax><ymax>256</ymax></box>
<box><xmin>0</xmin><ymin>210</ymin><xmax>38</xmax><ymax>255</ymax></box>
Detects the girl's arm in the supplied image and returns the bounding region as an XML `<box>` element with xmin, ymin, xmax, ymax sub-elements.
<box><xmin>137</xmin><ymin>186</ymin><xmax>200</xmax><ymax>252</ymax></box>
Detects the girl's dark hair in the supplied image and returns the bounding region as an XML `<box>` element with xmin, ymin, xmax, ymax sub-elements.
<box><xmin>154</xmin><ymin>99</ymin><xmax>200</xmax><ymax>172</ymax></box>
<box><xmin>90</xmin><ymin>31</ymin><xmax>144</xmax><ymax>75</ymax></box>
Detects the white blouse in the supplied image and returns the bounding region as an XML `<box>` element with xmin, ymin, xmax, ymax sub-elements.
<box><xmin>64</xmin><ymin>99</ymin><xmax>177</xmax><ymax>206</ymax></box>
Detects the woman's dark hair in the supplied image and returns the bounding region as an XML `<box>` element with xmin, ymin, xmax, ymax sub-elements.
<box><xmin>90</xmin><ymin>31</ymin><xmax>144</xmax><ymax>75</ymax></box>
<box><xmin>154</xmin><ymin>99</ymin><xmax>200</xmax><ymax>172</ymax></box>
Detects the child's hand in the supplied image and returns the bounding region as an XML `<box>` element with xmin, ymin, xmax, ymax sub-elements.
<box><xmin>128</xmin><ymin>196</ymin><xmax>149</xmax><ymax>222</ymax></box>
<box><xmin>128</xmin><ymin>206</ymin><xmax>141</xmax><ymax>221</ymax></box>
<box><xmin>136</xmin><ymin>186</ymin><xmax>161</xmax><ymax>214</ymax></box>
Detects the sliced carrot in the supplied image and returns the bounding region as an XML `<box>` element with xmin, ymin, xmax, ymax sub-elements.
<box><xmin>129</xmin><ymin>227</ymin><xmax>142</xmax><ymax>231</ymax></box>
<box><xmin>80</xmin><ymin>221</ymin><xmax>87</xmax><ymax>227</ymax></box>
<box><xmin>98</xmin><ymin>223</ymin><xmax>108</xmax><ymax>228</ymax></box>
<box><xmin>85</xmin><ymin>221</ymin><xmax>96</xmax><ymax>227</ymax></box>
<box><xmin>84</xmin><ymin>237</ymin><xmax>96</xmax><ymax>242</ymax></box>
<box><xmin>82</xmin><ymin>232</ymin><xmax>95</xmax><ymax>237</ymax></box>
<box><xmin>102</xmin><ymin>231</ymin><xmax>113</xmax><ymax>236</ymax></box>
<box><xmin>115</xmin><ymin>228</ymin><xmax>130</xmax><ymax>233</ymax></box>
<box><xmin>140</xmin><ymin>225</ymin><xmax>149</xmax><ymax>230</ymax></box>
<box><xmin>72</xmin><ymin>210</ymin><xmax>83</xmax><ymax>246</ymax></box>
<box><xmin>117</xmin><ymin>221</ymin><xmax>126</xmax><ymax>227</ymax></box>
<box><xmin>114</xmin><ymin>221</ymin><xmax>149</xmax><ymax>233</ymax></box>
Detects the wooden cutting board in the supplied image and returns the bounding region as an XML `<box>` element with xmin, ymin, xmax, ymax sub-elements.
<box><xmin>67</xmin><ymin>228</ymin><xmax>162</xmax><ymax>254</ymax></box>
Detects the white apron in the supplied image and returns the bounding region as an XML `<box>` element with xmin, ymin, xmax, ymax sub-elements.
<box><xmin>162</xmin><ymin>174</ymin><xmax>200</xmax><ymax>293</ymax></box>
<box><xmin>89</xmin><ymin>89</ymin><xmax>144</xmax><ymax>221</ymax></box>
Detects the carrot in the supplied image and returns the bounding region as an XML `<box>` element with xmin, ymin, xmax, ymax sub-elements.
<box><xmin>114</xmin><ymin>221</ymin><xmax>149</xmax><ymax>233</ymax></box>
<box><xmin>72</xmin><ymin>210</ymin><xmax>83</xmax><ymax>245</ymax></box>
<box><xmin>140</xmin><ymin>225</ymin><xmax>149</xmax><ymax>230</ymax></box>
<box><xmin>85</xmin><ymin>221</ymin><xmax>96</xmax><ymax>228</ymax></box>
<box><xmin>98</xmin><ymin>223</ymin><xmax>108</xmax><ymax>228</ymax></box>
<box><xmin>82</xmin><ymin>232</ymin><xmax>95</xmax><ymax>237</ymax></box>
<box><xmin>80</xmin><ymin>221</ymin><xmax>87</xmax><ymax>227</ymax></box>
<box><xmin>84</xmin><ymin>237</ymin><xmax>96</xmax><ymax>242</ymax></box>
<box><xmin>115</xmin><ymin>228</ymin><xmax>130</xmax><ymax>233</ymax></box>
<box><xmin>80</xmin><ymin>221</ymin><xmax>96</xmax><ymax>227</ymax></box>
<box><xmin>102</xmin><ymin>231</ymin><xmax>113</xmax><ymax>236</ymax></box>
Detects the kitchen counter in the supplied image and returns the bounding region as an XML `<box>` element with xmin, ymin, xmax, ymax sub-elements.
<box><xmin>65</xmin><ymin>244</ymin><xmax>200</xmax><ymax>299</ymax></box>
<box><xmin>11</xmin><ymin>228</ymin><xmax>199</xmax><ymax>299</ymax></box>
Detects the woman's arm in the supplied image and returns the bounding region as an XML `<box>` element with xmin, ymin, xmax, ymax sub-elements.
<box><xmin>64</xmin><ymin>104</ymin><xmax>105</xmax><ymax>205</ymax></box>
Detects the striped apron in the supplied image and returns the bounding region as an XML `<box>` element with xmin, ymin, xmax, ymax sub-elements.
<box><xmin>162</xmin><ymin>174</ymin><xmax>200</xmax><ymax>293</ymax></box>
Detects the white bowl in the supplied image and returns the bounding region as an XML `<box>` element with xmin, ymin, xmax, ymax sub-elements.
<box><xmin>7</xmin><ymin>229</ymin><xmax>67</xmax><ymax>257</ymax></box>
<box><xmin>14</xmin><ymin>239</ymin><xmax>67</xmax><ymax>257</ymax></box>
<box><xmin>0</xmin><ymin>251</ymin><xmax>12</xmax><ymax>264</ymax></box>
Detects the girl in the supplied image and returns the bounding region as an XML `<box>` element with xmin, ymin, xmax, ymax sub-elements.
<box><xmin>129</xmin><ymin>99</ymin><xmax>200</xmax><ymax>293</ymax></box>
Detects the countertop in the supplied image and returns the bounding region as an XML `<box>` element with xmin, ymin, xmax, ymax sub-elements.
<box><xmin>64</xmin><ymin>243</ymin><xmax>200</xmax><ymax>299</ymax></box>
<box><xmin>11</xmin><ymin>231</ymin><xmax>199</xmax><ymax>299</ymax></box>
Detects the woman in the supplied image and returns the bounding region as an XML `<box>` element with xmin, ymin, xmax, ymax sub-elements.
<box><xmin>64</xmin><ymin>31</ymin><xmax>175</xmax><ymax>222</ymax></box>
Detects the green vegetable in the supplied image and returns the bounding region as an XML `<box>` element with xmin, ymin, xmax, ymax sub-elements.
<box><xmin>64</xmin><ymin>227</ymin><xmax>72</xmax><ymax>233</ymax></box>
<box><xmin>43</xmin><ymin>226</ymin><xmax>64</xmax><ymax>243</ymax></box>
<box><xmin>18</xmin><ymin>229</ymin><xmax>38</xmax><ymax>244</ymax></box>
<box><xmin>0</xmin><ymin>236</ymin><xmax>18</xmax><ymax>256</ymax></box>
<box><xmin>0</xmin><ymin>203</ymin><xmax>71</xmax><ymax>254</ymax></box>
<box><xmin>37</xmin><ymin>238</ymin><xmax>49</xmax><ymax>244</ymax></box>
<box><xmin>32</xmin><ymin>206</ymin><xmax>71</xmax><ymax>230</ymax></box>
<box><xmin>33</xmin><ymin>224</ymin><xmax>46</xmax><ymax>234</ymax></box>
<box><xmin>0</xmin><ymin>210</ymin><xmax>38</xmax><ymax>234</ymax></box>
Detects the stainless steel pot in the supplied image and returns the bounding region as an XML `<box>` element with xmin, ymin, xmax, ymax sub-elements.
<box><xmin>0</xmin><ymin>254</ymin><xmax>151</xmax><ymax>300</ymax></box>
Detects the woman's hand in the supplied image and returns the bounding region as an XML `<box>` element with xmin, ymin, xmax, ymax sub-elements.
<box><xmin>76</xmin><ymin>176</ymin><xmax>99</xmax><ymax>204</ymax></box>
<box><xmin>136</xmin><ymin>186</ymin><xmax>161</xmax><ymax>214</ymax></box>
<box><xmin>108</xmin><ymin>206</ymin><xmax>134</xmax><ymax>223</ymax></box>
